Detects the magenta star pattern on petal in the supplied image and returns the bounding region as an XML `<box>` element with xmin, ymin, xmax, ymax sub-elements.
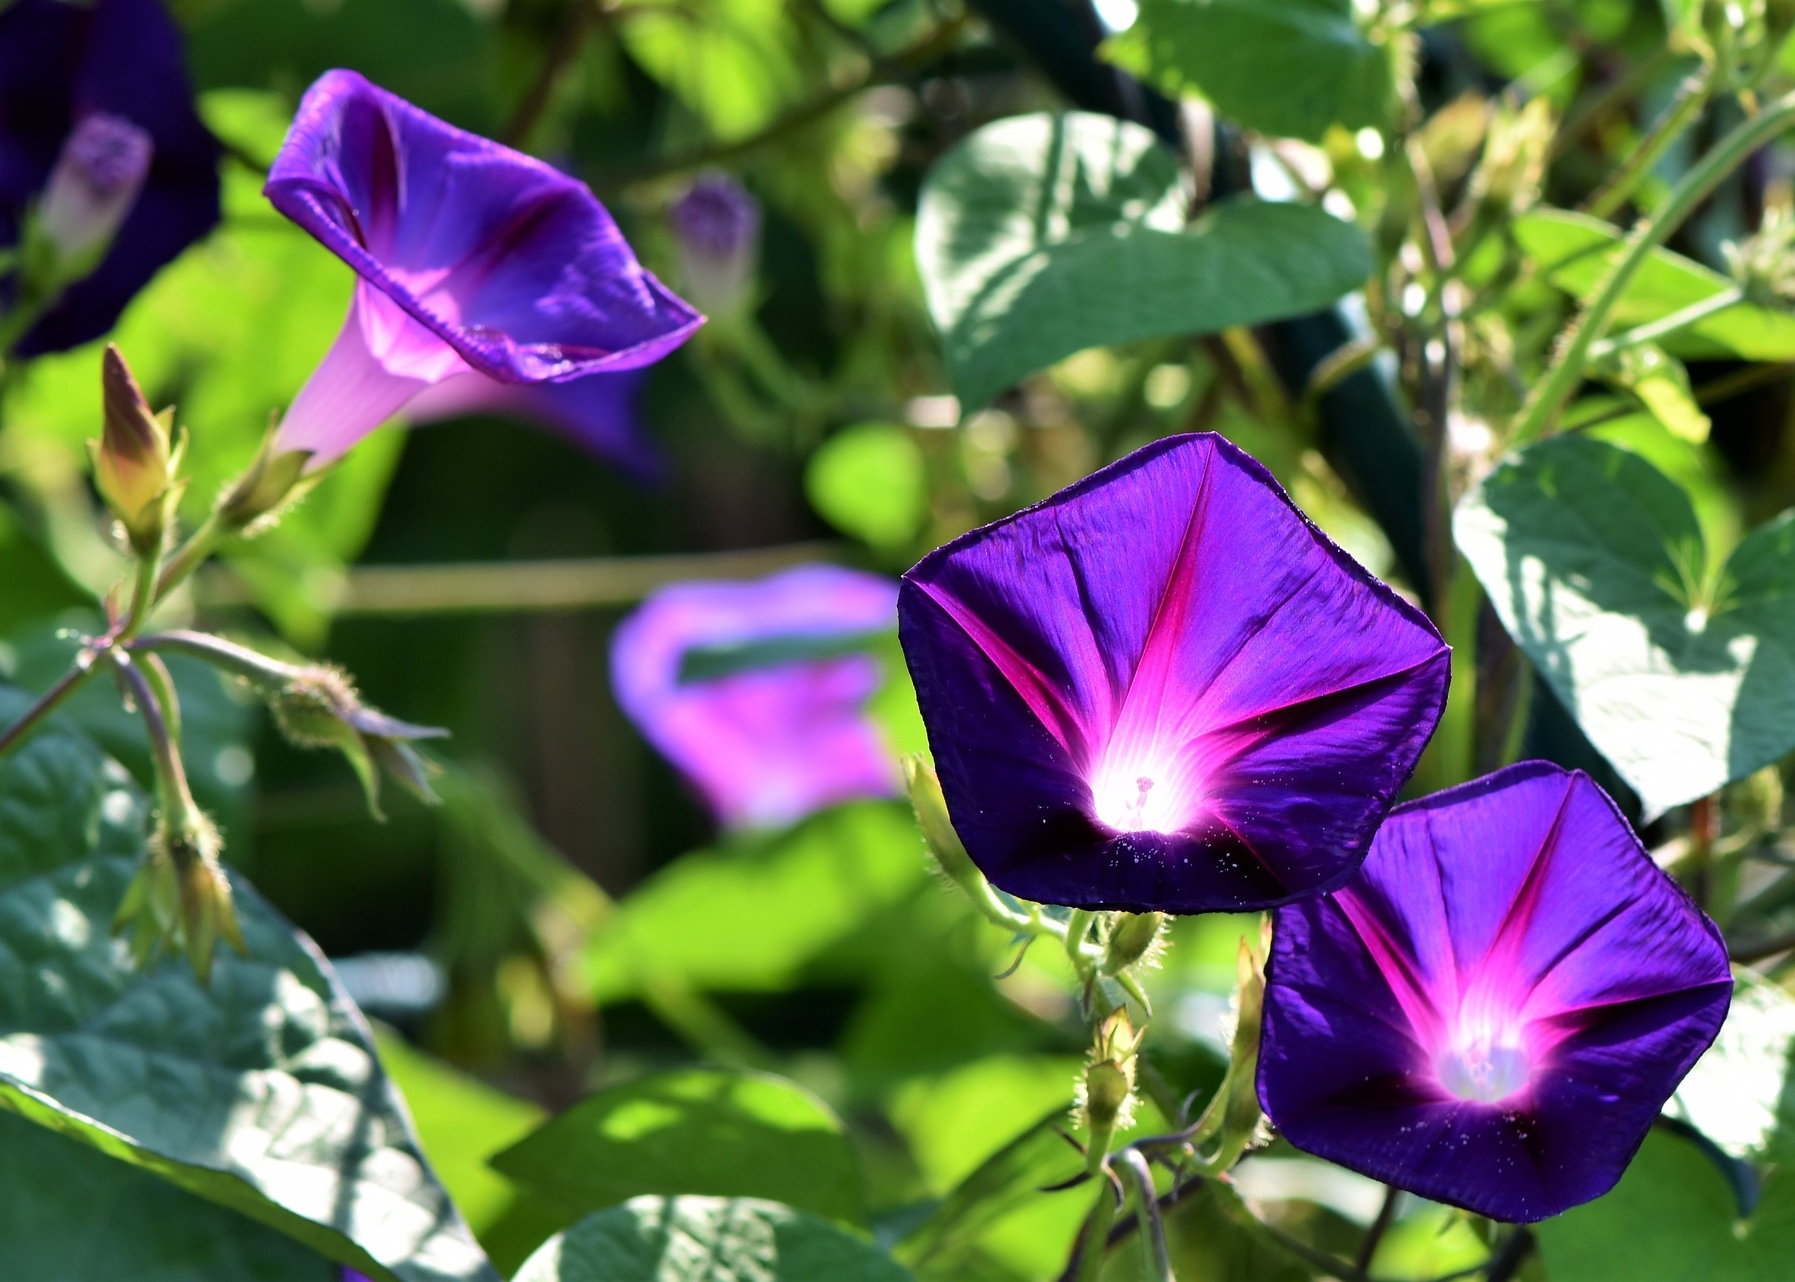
<box><xmin>611</xmin><ymin>565</ymin><xmax>901</xmax><ymax>831</ymax></box>
<box><xmin>897</xmin><ymin>432</ymin><xmax>1450</xmax><ymax>914</ymax></box>
<box><xmin>264</xmin><ymin>69</ymin><xmax>701</xmax><ymax>467</ymax></box>
<box><xmin>1258</xmin><ymin>761</ymin><xmax>1733</xmax><ymax>1223</ymax></box>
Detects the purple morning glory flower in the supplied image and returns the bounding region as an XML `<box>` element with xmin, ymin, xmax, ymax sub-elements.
<box><xmin>668</xmin><ymin>172</ymin><xmax>761</xmax><ymax>318</ymax></box>
<box><xmin>611</xmin><ymin>566</ymin><xmax>901</xmax><ymax>830</ymax></box>
<box><xmin>897</xmin><ymin>432</ymin><xmax>1449</xmax><ymax>914</ymax></box>
<box><xmin>0</xmin><ymin>0</ymin><xmax>221</xmax><ymax>354</ymax></box>
<box><xmin>403</xmin><ymin>367</ymin><xmax>659</xmax><ymax>479</ymax></box>
<box><xmin>1258</xmin><ymin>762</ymin><xmax>1733</xmax><ymax>1223</ymax></box>
<box><xmin>264</xmin><ymin>69</ymin><xmax>701</xmax><ymax>468</ymax></box>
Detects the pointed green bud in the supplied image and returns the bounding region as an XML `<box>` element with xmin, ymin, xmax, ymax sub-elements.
<box><xmin>1101</xmin><ymin>911</ymin><xmax>1166</xmax><ymax>976</ymax></box>
<box><xmin>91</xmin><ymin>345</ymin><xmax>183</xmax><ymax>553</ymax></box>
<box><xmin>271</xmin><ymin>663</ymin><xmax>446</xmax><ymax>820</ymax></box>
<box><xmin>1076</xmin><ymin>1007</ymin><xmax>1143</xmax><ymax>1170</ymax></box>
<box><xmin>218</xmin><ymin>423</ymin><xmax>314</xmax><ymax>534</ymax></box>
<box><xmin>905</xmin><ymin>754</ymin><xmax>982</xmax><ymax>892</ymax></box>
<box><xmin>114</xmin><ymin>809</ymin><xmax>243</xmax><ymax>985</ymax></box>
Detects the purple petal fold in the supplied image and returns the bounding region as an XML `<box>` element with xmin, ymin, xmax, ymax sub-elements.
<box><xmin>0</xmin><ymin>0</ymin><xmax>220</xmax><ymax>354</ymax></box>
<box><xmin>897</xmin><ymin>432</ymin><xmax>1449</xmax><ymax>914</ymax></box>
<box><xmin>611</xmin><ymin>566</ymin><xmax>901</xmax><ymax>830</ymax></box>
<box><xmin>404</xmin><ymin>365</ymin><xmax>659</xmax><ymax>478</ymax></box>
<box><xmin>1258</xmin><ymin>762</ymin><xmax>1733</xmax><ymax>1223</ymax></box>
<box><xmin>267</xmin><ymin>69</ymin><xmax>699</xmax><ymax>383</ymax></box>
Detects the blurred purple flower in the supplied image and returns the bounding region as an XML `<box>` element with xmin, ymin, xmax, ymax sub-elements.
<box><xmin>264</xmin><ymin>70</ymin><xmax>701</xmax><ymax>469</ymax></box>
<box><xmin>612</xmin><ymin>565</ymin><xmax>901</xmax><ymax>830</ymax></box>
<box><xmin>669</xmin><ymin>172</ymin><xmax>761</xmax><ymax>318</ymax></box>
<box><xmin>898</xmin><ymin>433</ymin><xmax>1449</xmax><ymax>914</ymax></box>
<box><xmin>1259</xmin><ymin>762</ymin><xmax>1732</xmax><ymax>1223</ymax></box>
<box><xmin>0</xmin><ymin>0</ymin><xmax>220</xmax><ymax>354</ymax></box>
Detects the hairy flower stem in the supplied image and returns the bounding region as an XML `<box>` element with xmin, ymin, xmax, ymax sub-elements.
<box><xmin>1514</xmin><ymin>89</ymin><xmax>1795</xmax><ymax>442</ymax></box>
<box><xmin>154</xmin><ymin>508</ymin><xmax>226</xmax><ymax>603</ymax></box>
<box><xmin>1582</xmin><ymin>71</ymin><xmax>1713</xmax><ymax>221</ymax></box>
<box><xmin>115</xmin><ymin>653</ymin><xmax>193</xmax><ymax>823</ymax></box>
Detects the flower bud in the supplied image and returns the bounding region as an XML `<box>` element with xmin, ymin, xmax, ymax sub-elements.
<box><xmin>1469</xmin><ymin>95</ymin><xmax>1553</xmax><ymax>219</ymax></box>
<box><xmin>217</xmin><ymin>425</ymin><xmax>313</xmax><ymax>533</ymax></box>
<box><xmin>1101</xmin><ymin>911</ymin><xmax>1166</xmax><ymax>975</ymax></box>
<box><xmin>904</xmin><ymin>753</ymin><xmax>986</xmax><ymax>897</ymax></box>
<box><xmin>669</xmin><ymin>173</ymin><xmax>760</xmax><ymax>320</ymax></box>
<box><xmin>1726</xmin><ymin>208</ymin><xmax>1795</xmax><ymax>310</ymax></box>
<box><xmin>115</xmin><ymin>809</ymin><xmax>244</xmax><ymax>985</ymax></box>
<box><xmin>1076</xmin><ymin>1007</ymin><xmax>1143</xmax><ymax>1168</ymax></box>
<box><xmin>90</xmin><ymin>344</ymin><xmax>183</xmax><ymax>552</ymax></box>
<box><xmin>30</xmin><ymin>113</ymin><xmax>152</xmax><ymax>286</ymax></box>
<box><xmin>271</xmin><ymin>664</ymin><xmax>446</xmax><ymax>819</ymax></box>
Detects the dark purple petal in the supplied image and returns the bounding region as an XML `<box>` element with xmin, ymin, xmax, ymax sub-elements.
<box><xmin>898</xmin><ymin>432</ymin><xmax>1449</xmax><ymax>913</ymax></box>
<box><xmin>0</xmin><ymin>0</ymin><xmax>220</xmax><ymax>354</ymax></box>
<box><xmin>266</xmin><ymin>69</ymin><xmax>701</xmax><ymax>387</ymax></box>
<box><xmin>1259</xmin><ymin>762</ymin><xmax>1733</xmax><ymax>1223</ymax></box>
<box><xmin>611</xmin><ymin>566</ymin><xmax>901</xmax><ymax>830</ymax></box>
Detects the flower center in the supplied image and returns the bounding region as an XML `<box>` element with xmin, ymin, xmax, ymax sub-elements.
<box><xmin>1435</xmin><ymin>1010</ymin><xmax>1533</xmax><ymax>1104</ymax></box>
<box><xmin>1090</xmin><ymin>754</ymin><xmax>1199</xmax><ymax>835</ymax></box>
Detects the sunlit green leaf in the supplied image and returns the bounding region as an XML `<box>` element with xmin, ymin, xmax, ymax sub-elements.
<box><xmin>494</xmin><ymin>1067</ymin><xmax>865</xmax><ymax>1224</ymax></box>
<box><xmin>916</xmin><ymin>113</ymin><xmax>1372</xmax><ymax>410</ymax></box>
<box><xmin>1455</xmin><ymin>435</ymin><xmax>1795</xmax><ymax>817</ymax></box>
<box><xmin>0</xmin><ymin>692</ymin><xmax>496</xmax><ymax>1282</ymax></box>
<box><xmin>805</xmin><ymin>423</ymin><xmax>928</xmax><ymax>552</ymax></box>
<box><xmin>584</xmin><ymin>802</ymin><xmax>927</xmax><ymax>1003</ymax></box>
<box><xmin>1668</xmin><ymin>970</ymin><xmax>1795</xmax><ymax>1162</ymax></box>
<box><xmin>1514</xmin><ymin>209</ymin><xmax>1795</xmax><ymax>362</ymax></box>
<box><xmin>512</xmin><ymin>1196</ymin><xmax>913</xmax><ymax>1282</ymax></box>
<box><xmin>1536</xmin><ymin>1129</ymin><xmax>1795</xmax><ymax>1281</ymax></box>
<box><xmin>1104</xmin><ymin>0</ymin><xmax>1393</xmax><ymax>141</ymax></box>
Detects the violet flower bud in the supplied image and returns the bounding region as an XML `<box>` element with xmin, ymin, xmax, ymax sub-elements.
<box><xmin>668</xmin><ymin>173</ymin><xmax>761</xmax><ymax>320</ymax></box>
<box><xmin>32</xmin><ymin>112</ymin><xmax>152</xmax><ymax>282</ymax></box>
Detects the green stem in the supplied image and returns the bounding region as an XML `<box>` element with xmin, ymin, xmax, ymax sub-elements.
<box><xmin>1513</xmin><ymin>89</ymin><xmax>1795</xmax><ymax>443</ymax></box>
<box><xmin>0</xmin><ymin>651</ymin><xmax>103</xmax><ymax>763</ymax></box>
<box><xmin>154</xmin><ymin>509</ymin><xmax>228</xmax><ymax>605</ymax></box>
<box><xmin>1583</xmin><ymin>71</ymin><xmax>1713</xmax><ymax>221</ymax></box>
<box><xmin>119</xmin><ymin>551</ymin><xmax>161</xmax><ymax>639</ymax></box>
<box><xmin>1588</xmin><ymin>285</ymin><xmax>1745</xmax><ymax>359</ymax></box>
<box><xmin>114</xmin><ymin>653</ymin><xmax>194</xmax><ymax>823</ymax></box>
<box><xmin>1116</xmin><ymin>1150</ymin><xmax>1173</xmax><ymax>1282</ymax></box>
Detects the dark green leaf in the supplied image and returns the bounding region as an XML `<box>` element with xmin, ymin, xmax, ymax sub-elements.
<box><xmin>1455</xmin><ymin>436</ymin><xmax>1795</xmax><ymax>817</ymax></box>
<box><xmin>1513</xmin><ymin>209</ymin><xmax>1795</xmax><ymax>362</ymax></box>
<box><xmin>0</xmin><ymin>692</ymin><xmax>496</xmax><ymax>1282</ymax></box>
<box><xmin>493</xmin><ymin>1068</ymin><xmax>866</xmax><ymax>1224</ymax></box>
<box><xmin>1104</xmin><ymin>0</ymin><xmax>1392</xmax><ymax>141</ymax></box>
<box><xmin>513</xmin><ymin>1197</ymin><xmax>912</xmax><ymax>1282</ymax></box>
<box><xmin>915</xmin><ymin>112</ymin><xmax>1372</xmax><ymax>410</ymax></box>
<box><xmin>0</xmin><ymin>1109</ymin><xmax>338</xmax><ymax>1281</ymax></box>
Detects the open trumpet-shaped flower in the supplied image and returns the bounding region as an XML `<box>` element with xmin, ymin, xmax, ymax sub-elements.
<box><xmin>611</xmin><ymin>566</ymin><xmax>901</xmax><ymax>830</ymax></box>
<box><xmin>898</xmin><ymin>432</ymin><xmax>1449</xmax><ymax>914</ymax></box>
<box><xmin>1258</xmin><ymin>762</ymin><xmax>1733</xmax><ymax>1223</ymax></box>
<box><xmin>0</xmin><ymin>0</ymin><xmax>220</xmax><ymax>354</ymax></box>
<box><xmin>264</xmin><ymin>69</ymin><xmax>700</xmax><ymax>469</ymax></box>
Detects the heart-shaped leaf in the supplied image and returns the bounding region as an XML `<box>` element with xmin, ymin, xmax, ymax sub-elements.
<box><xmin>493</xmin><ymin>1068</ymin><xmax>866</xmax><ymax>1224</ymax></box>
<box><xmin>915</xmin><ymin>112</ymin><xmax>1372</xmax><ymax>411</ymax></box>
<box><xmin>0</xmin><ymin>1109</ymin><xmax>338</xmax><ymax>1281</ymax></box>
<box><xmin>0</xmin><ymin>691</ymin><xmax>496</xmax><ymax>1282</ymax></box>
<box><xmin>1455</xmin><ymin>436</ymin><xmax>1795</xmax><ymax>817</ymax></box>
<box><xmin>1103</xmin><ymin>0</ymin><xmax>1392</xmax><ymax>142</ymax></box>
<box><xmin>513</xmin><ymin>1196</ymin><xmax>913</xmax><ymax>1282</ymax></box>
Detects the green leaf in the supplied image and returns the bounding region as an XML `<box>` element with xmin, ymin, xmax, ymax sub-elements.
<box><xmin>1514</xmin><ymin>209</ymin><xmax>1795</xmax><ymax>362</ymax></box>
<box><xmin>0</xmin><ymin>503</ymin><xmax>87</xmax><ymax>638</ymax></box>
<box><xmin>805</xmin><ymin>423</ymin><xmax>928</xmax><ymax>552</ymax></box>
<box><xmin>1536</xmin><ymin>1128</ymin><xmax>1795</xmax><ymax>1281</ymax></box>
<box><xmin>493</xmin><ymin>1067</ymin><xmax>866</xmax><ymax>1224</ymax></box>
<box><xmin>584</xmin><ymin>802</ymin><xmax>927</xmax><ymax>1003</ymax></box>
<box><xmin>371</xmin><ymin>1026</ymin><xmax>566</xmax><ymax>1273</ymax></box>
<box><xmin>1104</xmin><ymin>0</ymin><xmax>1392</xmax><ymax>142</ymax></box>
<box><xmin>915</xmin><ymin>112</ymin><xmax>1373</xmax><ymax>410</ymax></box>
<box><xmin>0</xmin><ymin>1108</ymin><xmax>338</xmax><ymax>1280</ymax></box>
<box><xmin>0</xmin><ymin>692</ymin><xmax>497</xmax><ymax>1282</ymax></box>
<box><xmin>1667</xmin><ymin>970</ymin><xmax>1795</xmax><ymax>1162</ymax></box>
<box><xmin>1455</xmin><ymin>435</ymin><xmax>1795</xmax><ymax>817</ymax></box>
<box><xmin>513</xmin><ymin>1196</ymin><xmax>914</xmax><ymax>1282</ymax></box>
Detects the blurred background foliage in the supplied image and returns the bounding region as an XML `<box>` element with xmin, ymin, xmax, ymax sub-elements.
<box><xmin>11</xmin><ymin>0</ymin><xmax>1795</xmax><ymax>1277</ymax></box>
